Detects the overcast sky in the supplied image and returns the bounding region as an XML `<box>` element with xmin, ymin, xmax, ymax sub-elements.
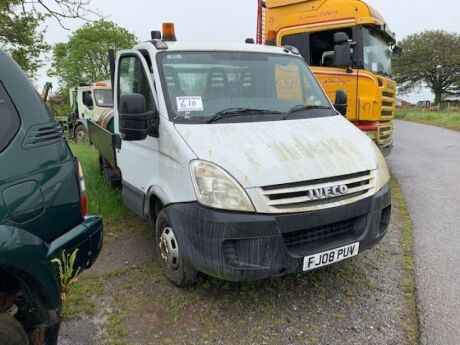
<box><xmin>37</xmin><ymin>0</ymin><xmax>459</xmax><ymax>102</ymax></box>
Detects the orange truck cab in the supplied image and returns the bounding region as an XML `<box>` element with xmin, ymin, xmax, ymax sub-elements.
<box><xmin>257</xmin><ymin>0</ymin><xmax>398</xmax><ymax>155</ymax></box>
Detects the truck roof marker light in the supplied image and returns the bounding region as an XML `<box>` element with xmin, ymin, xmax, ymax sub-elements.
<box><xmin>162</xmin><ymin>23</ymin><xmax>177</xmax><ymax>42</ymax></box>
<box><xmin>151</xmin><ymin>30</ymin><xmax>161</xmax><ymax>40</ymax></box>
<box><xmin>265</xmin><ymin>30</ymin><xmax>277</xmax><ymax>46</ymax></box>
<box><xmin>282</xmin><ymin>45</ymin><xmax>300</xmax><ymax>55</ymax></box>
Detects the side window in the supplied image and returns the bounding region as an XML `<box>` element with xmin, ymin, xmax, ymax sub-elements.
<box><xmin>0</xmin><ymin>82</ymin><xmax>21</xmax><ymax>152</ymax></box>
<box><xmin>82</xmin><ymin>91</ymin><xmax>94</xmax><ymax>109</ymax></box>
<box><xmin>281</xmin><ymin>33</ymin><xmax>310</xmax><ymax>63</ymax></box>
<box><xmin>309</xmin><ymin>28</ymin><xmax>353</xmax><ymax>67</ymax></box>
<box><xmin>118</xmin><ymin>55</ymin><xmax>156</xmax><ymax>112</ymax></box>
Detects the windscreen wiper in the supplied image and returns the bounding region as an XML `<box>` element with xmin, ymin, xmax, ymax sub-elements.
<box><xmin>283</xmin><ymin>104</ymin><xmax>332</xmax><ymax>120</ymax></box>
<box><xmin>206</xmin><ymin>108</ymin><xmax>282</xmax><ymax>124</ymax></box>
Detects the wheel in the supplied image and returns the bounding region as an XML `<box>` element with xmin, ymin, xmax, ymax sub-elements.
<box><xmin>74</xmin><ymin>124</ymin><xmax>88</xmax><ymax>141</ymax></box>
<box><xmin>155</xmin><ymin>210</ymin><xmax>197</xmax><ymax>287</ymax></box>
<box><xmin>0</xmin><ymin>313</ymin><xmax>29</xmax><ymax>345</ymax></box>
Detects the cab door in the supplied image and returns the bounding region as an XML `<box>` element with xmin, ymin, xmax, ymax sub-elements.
<box><xmin>114</xmin><ymin>50</ymin><xmax>160</xmax><ymax>218</ymax></box>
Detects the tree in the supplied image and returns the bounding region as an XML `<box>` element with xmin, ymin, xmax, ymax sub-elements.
<box><xmin>393</xmin><ymin>30</ymin><xmax>460</xmax><ymax>104</ymax></box>
<box><xmin>49</xmin><ymin>20</ymin><xmax>137</xmax><ymax>90</ymax></box>
<box><xmin>0</xmin><ymin>0</ymin><xmax>100</xmax><ymax>76</ymax></box>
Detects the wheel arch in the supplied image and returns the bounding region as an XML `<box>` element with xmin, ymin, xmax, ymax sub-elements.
<box><xmin>0</xmin><ymin>226</ymin><xmax>62</xmax><ymax>311</ymax></box>
<box><xmin>0</xmin><ymin>264</ymin><xmax>60</xmax><ymax>336</ymax></box>
<box><xmin>144</xmin><ymin>185</ymin><xmax>170</xmax><ymax>222</ymax></box>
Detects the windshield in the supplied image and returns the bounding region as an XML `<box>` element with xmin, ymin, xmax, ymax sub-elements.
<box><xmin>94</xmin><ymin>89</ymin><xmax>113</xmax><ymax>107</ymax></box>
<box><xmin>157</xmin><ymin>51</ymin><xmax>334</xmax><ymax>124</ymax></box>
<box><xmin>363</xmin><ymin>27</ymin><xmax>393</xmax><ymax>76</ymax></box>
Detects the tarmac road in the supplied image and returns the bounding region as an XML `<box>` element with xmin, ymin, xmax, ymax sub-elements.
<box><xmin>388</xmin><ymin>120</ymin><xmax>460</xmax><ymax>345</ymax></box>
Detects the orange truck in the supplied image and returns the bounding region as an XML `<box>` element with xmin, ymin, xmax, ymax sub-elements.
<box><xmin>257</xmin><ymin>0</ymin><xmax>399</xmax><ymax>154</ymax></box>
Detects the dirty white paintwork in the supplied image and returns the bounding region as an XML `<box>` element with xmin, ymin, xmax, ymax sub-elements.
<box><xmin>175</xmin><ymin>115</ymin><xmax>377</xmax><ymax>189</ymax></box>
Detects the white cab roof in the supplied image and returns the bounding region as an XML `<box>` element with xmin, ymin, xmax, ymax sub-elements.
<box><xmin>135</xmin><ymin>41</ymin><xmax>295</xmax><ymax>55</ymax></box>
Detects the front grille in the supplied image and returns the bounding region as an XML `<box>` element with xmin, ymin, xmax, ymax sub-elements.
<box><xmin>283</xmin><ymin>217</ymin><xmax>359</xmax><ymax>251</ymax></box>
<box><xmin>382</xmin><ymin>91</ymin><xmax>395</xmax><ymax>98</ymax></box>
<box><xmin>381</xmin><ymin>87</ymin><xmax>396</xmax><ymax>120</ymax></box>
<box><xmin>270</xmin><ymin>190</ymin><xmax>368</xmax><ymax>210</ymax></box>
<box><xmin>262</xmin><ymin>171</ymin><xmax>369</xmax><ymax>191</ymax></box>
<box><xmin>378</xmin><ymin>124</ymin><xmax>393</xmax><ymax>145</ymax></box>
<box><xmin>257</xmin><ymin>171</ymin><xmax>376</xmax><ymax>213</ymax></box>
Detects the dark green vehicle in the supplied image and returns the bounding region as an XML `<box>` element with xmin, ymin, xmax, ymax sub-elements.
<box><xmin>0</xmin><ymin>51</ymin><xmax>103</xmax><ymax>344</ymax></box>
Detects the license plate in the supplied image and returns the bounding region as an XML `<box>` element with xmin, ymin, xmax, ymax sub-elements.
<box><xmin>303</xmin><ymin>242</ymin><xmax>360</xmax><ymax>271</ymax></box>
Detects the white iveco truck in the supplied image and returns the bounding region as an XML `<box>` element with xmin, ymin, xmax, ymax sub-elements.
<box><xmin>89</xmin><ymin>23</ymin><xmax>391</xmax><ymax>287</ymax></box>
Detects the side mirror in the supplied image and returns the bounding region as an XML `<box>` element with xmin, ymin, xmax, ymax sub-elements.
<box><xmin>83</xmin><ymin>93</ymin><xmax>94</xmax><ymax>109</ymax></box>
<box><xmin>392</xmin><ymin>45</ymin><xmax>402</xmax><ymax>57</ymax></box>
<box><xmin>333</xmin><ymin>32</ymin><xmax>353</xmax><ymax>71</ymax></box>
<box><xmin>334</xmin><ymin>89</ymin><xmax>347</xmax><ymax>116</ymax></box>
<box><xmin>119</xmin><ymin>93</ymin><xmax>158</xmax><ymax>141</ymax></box>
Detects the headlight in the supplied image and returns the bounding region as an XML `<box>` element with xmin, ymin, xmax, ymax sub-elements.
<box><xmin>373</xmin><ymin>144</ymin><xmax>390</xmax><ymax>190</ymax></box>
<box><xmin>190</xmin><ymin>160</ymin><xmax>255</xmax><ymax>212</ymax></box>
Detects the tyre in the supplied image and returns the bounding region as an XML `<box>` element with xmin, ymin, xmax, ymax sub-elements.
<box><xmin>0</xmin><ymin>313</ymin><xmax>29</xmax><ymax>345</ymax></box>
<box><xmin>74</xmin><ymin>124</ymin><xmax>88</xmax><ymax>141</ymax></box>
<box><xmin>155</xmin><ymin>210</ymin><xmax>197</xmax><ymax>287</ymax></box>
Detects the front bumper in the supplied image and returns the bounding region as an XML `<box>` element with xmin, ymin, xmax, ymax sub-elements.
<box><xmin>378</xmin><ymin>140</ymin><xmax>393</xmax><ymax>157</ymax></box>
<box><xmin>164</xmin><ymin>184</ymin><xmax>391</xmax><ymax>282</ymax></box>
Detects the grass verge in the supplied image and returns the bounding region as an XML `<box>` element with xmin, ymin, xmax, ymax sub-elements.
<box><xmin>396</xmin><ymin>110</ymin><xmax>460</xmax><ymax>131</ymax></box>
<box><xmin>391</xmin><ymin>178</ymin><xmax>420</xmax><ymax>345</ymax></box>
<box><xmin>69</xmin><ymin>141</ymin><xmax>129</xmax><ymax>221</ymax></box>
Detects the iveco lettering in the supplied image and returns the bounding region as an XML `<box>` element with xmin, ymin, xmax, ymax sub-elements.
<box><xmin>306</xmin><ymin>184</ymin><xmax>348</xmax><ymax>200</ymax></box>
<box><xmin>88</xmin><ymin>23</ymin><xmax>392</xmax><ymax>287</ymax></box>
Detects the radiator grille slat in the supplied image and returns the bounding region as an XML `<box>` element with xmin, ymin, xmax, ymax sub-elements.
<box><xmin>255</xmin><ymin>170</ymin><xmax>375</xmax><ymax>213</ymax></box>
<box><xmin>261</xmin><ymin>171</ymin><xmax>369</xmax><ymax>191</ymax></box>
<box><xmin>267</xmin><ymin>184</ymin><xmax>372</xmax><ymax>206</ymax></box>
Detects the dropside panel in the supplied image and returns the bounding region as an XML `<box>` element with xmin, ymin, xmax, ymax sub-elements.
<box><xmin>88</xmin><ymin>120</ymin><xmax>118</xmax><ymax>168</ymax></box>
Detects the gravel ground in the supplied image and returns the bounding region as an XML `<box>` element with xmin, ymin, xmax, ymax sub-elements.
<box><xmin>58</xmin><ymin>194</ymin><xmax>412</xmax><ymax>345</ymax></box>
<box><xmin>388</xmin><ymin>120</ymin><xmax>460</xmax><ymax>345</ymax></box>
